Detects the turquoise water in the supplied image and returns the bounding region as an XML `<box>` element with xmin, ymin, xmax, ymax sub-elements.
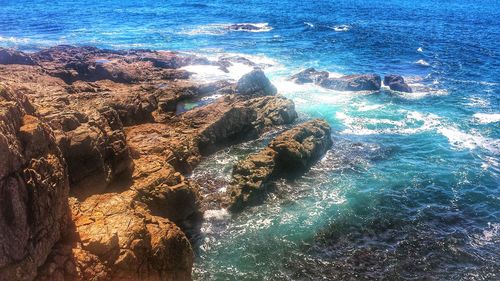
<box><xmin>1</xmin><ymin>0</ymin><xmax>498</xmax><ymax>279</ymax></box>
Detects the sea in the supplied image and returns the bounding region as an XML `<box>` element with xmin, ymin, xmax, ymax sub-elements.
<box><xmin>0</xmin><ymin>0</ymin><xmax>498</xmax><ymax>280</ymax></box>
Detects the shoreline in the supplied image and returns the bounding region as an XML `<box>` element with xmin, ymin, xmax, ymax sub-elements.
<box><xmin>0</xmin><ymin>45</ymin><xmax>315</xmax><ymax>281</ymax></box>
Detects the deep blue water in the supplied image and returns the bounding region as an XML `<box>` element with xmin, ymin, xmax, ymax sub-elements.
<box><xmin>1</xmin><ymin>1</ymin><xmax>499</xmax><ymax>280</ymax></box>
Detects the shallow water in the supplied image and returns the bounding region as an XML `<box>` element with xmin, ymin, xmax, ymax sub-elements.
<box><xmin>1</xmin><ymin>0</ymin><xmax>499</xmax><ymax>279</ymax></box>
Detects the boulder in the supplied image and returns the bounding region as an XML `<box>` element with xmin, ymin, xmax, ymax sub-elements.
<box><xmin>228</xmin><ymin>119</ymin><xmax>332</xmax><ymax>212</ymax></box>
<box><xmin>236</xmin><ymin>69</ymin><xmax>277</xmax><ymax>96</ymax></box>
<box><xmin>289</xmin><ymin>68</ymin><xmax>329</xmax><ymax>84</ymax></box>
<box><xmin>383</xmin><ymin>74</ymin><xmax>412</xmax><ymax>93</ymax></box>
<box><xmin>0</xmin><ymin>48</ymin><xmax>36</xmax><ymax>65</ymax></box>
<box><xmin>0</xmin><ymin>85</ymin><xmax>69</xmax><ymax>281</ymax></box>
<box><xmin>319</xmin><ymin>74</ymin><xmax>381</xmax><ymax>91</ymax></box>
<box><xmin>270</xmin><ymin>119</ymin><xmax>333</xmax><ymax>171</ymax></box>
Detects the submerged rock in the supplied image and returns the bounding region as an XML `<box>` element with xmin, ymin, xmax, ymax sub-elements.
<box><xmin>383</xmin><ymin>74</ymin><xmax>412</xmax><ymax>93</ymax></box>
<box><xmin>236</xmin><ymin>69</ymin><xmax>277</xmax><ymax>96</ymax></box>
<box><xmin>228</xmin><ymin>119</ymin><xmax>332</xmax><ymax>212</ymax></box>
<box><xmin>319</xmin><ymin>74</ymin><xmax>381</xmax><ymax>91</ymax></box>
<box><xmin>288</xmin><ymin>67</ymin><xmax>329</xmax><ymax>84</ymax></box>
<box><xmin>227</xmin><ymin>24</ymin><xmax>262</xmax><ymax>31</ymax></box>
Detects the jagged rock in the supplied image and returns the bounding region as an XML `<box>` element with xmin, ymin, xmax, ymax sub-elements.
<box><xmin>269</xmin><ymin>119</ymin><xmax>333</xmax><ymax>170</ymax></box>
<box><xmin>236</xmin><ymin>69</ymin><xmax>277</xmax><ymax>96</ymax></box>
<box><xmin>319</xmin><ymin>74</ymin><xmax>381</xmax><ymax>91</ymax></box>
<box><xmin>383</xmin><ymin>74</ymin><xmax>412</xmax><ymax>93</ymax></box>
<box><xmin>65</xmin><ymin>192</ymin><xmax>193</xmax><ymax>281</ymax></box>
<box><xmin>54</xmin><ymin>107</ymin><xmax>133</xmax><ymax>199</ymax></box>
<box><xmin>289</xmin><ymin>67</ymin><xmax>329</xmax><ymax>84</ymax></box>
<box><xmin>156</xmin><ymin>80</ymin><xmax>234</xmax><ymax>114</ymax></box>
<box><xmin>29</xmin><ymin>45</ymin><xmax>211</xmax><ymax>84</ymax></box>
<box><xmin>0</xmin><ymin>45</ymin><xmax>302</xmax><ymax>280</ymax></box>
<box><xmin>245</xmin><ymin>95</ymin><xmax>298</xmax><ymax>129</ymax></box>
<box><xmin>125</xmin><ymin>124</ymin><xmax>202</xmax><ymax>234</ymax></box>
<box><xmin>289</xmin><ymin>68</ymin><xmax>382</xmax><ymax>92</ymax></box>
<box><xmin>0</xmin><ymin>48</ymin><xmax>36</xmax><ymax>65</ymax></box>
<box><xmin>228</xmin><ymin>119</ymin><xmax>332</xmax><ymax>212</ymax></box>
<box><xmin>183</xmin><ymin>94</ymin><xmax>297</xmax><ymax>155</ymax></box>
<box><xmin>0</xmin><ymin>85</ymin><xmax>69</xmax><ymax>281</ymax></box>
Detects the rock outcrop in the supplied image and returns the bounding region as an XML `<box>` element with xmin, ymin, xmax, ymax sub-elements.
<box><xmin>68</xmin><ymin>192</ymin><xmax>193</xmax><ymax>281</ymax></box>
<box><xmin>236</xmin><ymin>69</ymin><xmax>277</xmax><ymax>96</ymax></box>
<box><xmin>228</xmin><ymin>119</ymin><xmax>332</xmax><ymax>212</ymax></box>
<box><xmin>0</xmin><ymin>45</ymin><xmax>299</xmax><ymax>280</ymax></box>
<box><xmin>318</xmin><ymin>74</ymin><xmax>381</xmax><ymax>91</ymax></box>
<box><xmin>289</xmin><ymin>68</ymin><xmax>382</xmax><ymax>91</ymax></box>
<box><xmin>288</xmin><ymin>67</ymin><xmax>329</xmax><ymax>84</ymax></box>
<box><xmin>383</xmin><ymin>74</ymin><xmax>412</xmax><ymax>93</ymax></box>
<box><xmin>0</xmin><ymin>48</ymin><xmax>35</xmax><ymax>65</ymax></box>
<box><xmin>0</xmin><ymin>85</ymin><xmax>69</xmax><ymax>281</ymax></box>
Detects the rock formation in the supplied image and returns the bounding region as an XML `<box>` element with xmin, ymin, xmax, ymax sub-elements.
<box><xmin>288</xmin><ymin>67</ymin><xmax>329</xmax><ymax>84</ymax></box>
<box><xmin>228</xmin><ymin>119</ymin><xmax>332</xmax><ymax>212</ymax></box>
<box><xmin>383</xmin><ymin>74</ymin><xmax>412</xmax><ymax>93</ymax></box>
<box><xmin>0</xmin><ymin>45</ymin><xmax>298</xmax><ymax>280</ymax></box>
<box><xmin>0</xmin><ymin>85</ymin><xmax>69</xmax><ymax>281</ymax></box>
<box><xmin>318</xmin><ymin>74</ymin><xmax>381</xmax><ymax>91</ymax></box>
<box><xmin>289</xmin><ymin>68</ymin><xmax>382</xmax><ymax>91</ymax></box>
<box><xmin>236</xmin><ymin>69</ymin><xmax>277</xmax><ymax>96</ymax></box>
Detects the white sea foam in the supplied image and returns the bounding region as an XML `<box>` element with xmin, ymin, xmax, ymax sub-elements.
<box><xmin>182</xmin><ymin>52</ymin><xmax>279</xmax><ymax>83</ymax></box>
<box><xmin>397</xmin><ymin>89</ymin><xmax>448</xmax><ymax>99</ymax></box>
<box><xmin>417</xmin><ymin>47</ymin><xmax>424</xmax><ymax>52</ymax></box>
<box><xmin>330</xmin><ymin>24</ymin><xmax>351</xmax><ymax>32</ymax></box>
<box><xmin>337</xmin><ymin>110</ymin><xmax>499</xmax><ymax>153</ymax></box>
<box><xmin>356</xmin><ymin>102</ymin><xmax>383</xmax><ymax>112</ymax></box>
<box><xmin>304</xmin><ymin>22</ymin><xmax>314</xmax><ymax>27</ymax></box>
<box><xmin>466</xmin><ymin>97</ymin><xmax>490</xmax><ymax>108</ymax></box>
<box><xmin>204</xmin><ymin>209</ymin><xmax>230</xmax><ymax>221</ymax></box>
<box><xmin>415</xmin><ymin>59</ymin><xmax>430</xmax><ymax>66</ymax></box>
<box><xmin>437</xmin><ymin>127</ymin><xmax>500</xmax><ymax>153</ymax></box>
<box><xmin>179</xmin><ymin>22</ymin><xmax>272</xmax><ymax>36</ymax></box>
<box><xmin>473</xmin><ymin>113</ymin><xmax>500</xmax><ymax>124</ymax></box>
<box><xmin>0</xmin><ymin>35</ymin><xmax>31</xmax><ymax>44</ymax></box>
<box><xmin>0</xmin><ymin>35</ymin><xmax>59</xmax><ymax>46</ymax></box>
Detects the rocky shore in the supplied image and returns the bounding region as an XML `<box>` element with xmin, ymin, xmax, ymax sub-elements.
<box><xmin>0</xmin><ymin>46</ymin><xmax>328</xmax><ymax>281</ymax></box>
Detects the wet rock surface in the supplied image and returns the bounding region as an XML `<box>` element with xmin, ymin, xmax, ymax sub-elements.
<box><xmin>236</xmin><ymin>69</ymin><xmax>277</xmax><ymax>96</ymax></box>
<box><xmin>228</xmin><ymin>119</ymin><xmax>332</xmax><ymax>212</ymax></box>
<box><xmin>384</xmin><ymin>74</ymin><xmax>412</xmax><ymax>93</ymax></box>
<box><xmin>318</xmin><ymin>74</ymin><xmax>382</xmax><ymax>91</ymax></box>
<box><xmin>289</xmin><ymin>68</ymin><xmax>382</xmax><ymax>91</ymax></box>
<box><xmin>288</xmin><ymin>67</ymin><xmax>329</xmax><ymax>84</ymax></box>
<box><xmin>0</xmin><ymin>45</ymin><xmax>299</xmax><ymax>280</ymax></box>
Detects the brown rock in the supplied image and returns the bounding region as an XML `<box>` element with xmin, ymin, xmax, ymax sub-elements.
<box><xmin>0</xmin><ymin>48</ymin><xmax>36</xmax><ymax>65</ymax></box>
<box><xmin>67</xmin><ymin>192</ymin><xmax>193</xmax><ymax>281</ymax></box>
<box><xmin>0</xmin><ymin>85</ymin><xmax>69</xmax><ymax>281</ymax></box>
<box><xmin>228</xmin><ymin>119</ymin><xmax>332</xmax><ymax>212</ymax></box>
